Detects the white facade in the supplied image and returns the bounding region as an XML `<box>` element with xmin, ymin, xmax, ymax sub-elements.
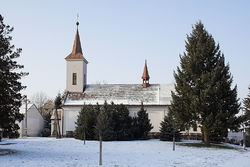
<box><xmin>62</xmin><ymin>105</ymin><xmax>169</xmax><ymax>135</ymax></box>
<box><xmin>66</xmin><ymin>59</ymin><xmax>87</xmax><ymax>92</ymax></box>
<box><xmin>18</xmin><ymin>104</ymin><xmax>44</xmax><ymax>137</ymax></box>
<box><xmin>128</xmin><ymin>105</ymin><xmax>169</xmax><ymax>132</ymax></box>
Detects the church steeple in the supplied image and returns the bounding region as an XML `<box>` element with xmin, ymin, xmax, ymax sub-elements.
<box><xmin>65</xmin><ymin>22</ymin><xmax>86</xmax><ymax>61</ymax></box>
<box><xmin>142</xmin><ymin>60</ymin><xmax>150</xmax><ymax>88</ymax></box>
<box><xmin>65</xmin><ymin>21</ymin><xmax>88</xmax><ymax>93</ymax></box>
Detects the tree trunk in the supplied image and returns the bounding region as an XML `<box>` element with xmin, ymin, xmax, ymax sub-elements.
<box><xmin>84</xmin><ymin>129</ymin><xmax>86</xmax><ymax>145</ymax></box>
<box><xmin>243</xmin><ymin>129</ymin><xmax>246</xmax><ymax>150</ymax></box>
<box><xmin>53</xmin><ymin>120</ymin><xmax>57</xmax><ymax>137</ymax></box>
<box><xmin>55</xmin><ymin>109</ymin><xmax>61</xmax><ymax>138</ymax></box>
<box><xmin>173</xmin><ymin>133</ymin><xmax>175</xmax><ymax>151</ymax></box>
<box><xmin>203</xmin><ymin>130</ymin><xmax>210</xmax><ymax>146</ymax></box>
<box><xmin>99</xmin><ymin>133</ymin><xmax>102</xmax><ymax>166</ymax></box>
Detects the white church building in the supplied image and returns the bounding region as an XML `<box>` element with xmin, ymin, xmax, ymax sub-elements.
<box><xmin>60</xmin><ymin>22</ymin><xmax>179</xmax><ymax>136</ymax></box>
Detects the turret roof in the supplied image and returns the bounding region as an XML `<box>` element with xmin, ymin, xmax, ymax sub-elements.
<box><xmin>142</xmin><ymin>60</ymin><xmax>150</xmax><ymax>80</ymax></box>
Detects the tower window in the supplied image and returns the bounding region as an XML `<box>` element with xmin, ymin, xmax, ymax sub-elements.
<box><xmin>72</xmin><ymin>73</ymin><xmax>77</xmax><ymax>85</ymax></box>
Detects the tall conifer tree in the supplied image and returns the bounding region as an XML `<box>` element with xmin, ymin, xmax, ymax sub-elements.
<box><xmin>136</xmin><ymin>102</ymin><xmax>153</xmax><ymax>139</ymax></box>
<box><xmin>0</xmin><ymin>15</ymin><xmax>27</xmax><ymax>138</ymax></box>
<box><xmin>243</xmin><ymin>86</ymin><xmax>250</xmax><ymax>130</ymax></box>
<box><xmin>171</xmin><ymin>22</ymin><xmax>240</xmax><ymax>145</ymax></box>
<box><xmin>159</xmin><ymin>111</ymin><xmax>181</xmax><ymax>141</ymax></box>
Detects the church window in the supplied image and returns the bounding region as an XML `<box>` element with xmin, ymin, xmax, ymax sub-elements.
<box><xmin>72</xmin><ymin>73</ymin><xmax>77</xmax><ymax>85</ymax></box>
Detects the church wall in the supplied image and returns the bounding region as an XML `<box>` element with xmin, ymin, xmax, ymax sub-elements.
<box><xmin>62</xmin><ymin>106</ymin><xmax>82</xmax><ymax>136</ymax></box>
<box><xmin>128</xmin><ymin>105</ymin><xmax>169</xmax><ymax>133</ymax></box>
<box><xmin>62</xmin><ymin>105</ymin><xmax>169</xmax><ymax>135</ymax></box>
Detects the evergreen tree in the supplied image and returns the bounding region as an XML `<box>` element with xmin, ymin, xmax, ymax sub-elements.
<box><xmin>135</xmin><ymin>102</ymin><xmax>153</xmax><ymax>139</ymax></box>
<box><xmin>75</xmin><ymin>105</ymin><xmax>88</xmax><ymax>143</ymax></box>
<box><xmin>171</xmin><ymin>21</ymin><xmax>240</xmax><ymax>145</ymax></box>
<box><xmin>74</xmin><ymin>101</ymin><xmax>153</xmax><ymax>141</ymax></box>
<box><xmin>101</xmin><ymin>101</ymin><xmax>115</xmax><ymax>141</ymax></box>
<box><xmin>243</xmin><ymin>86</ymin><xmax>250</xmax><ymax>131</ymax></box>
<box><xmin>159</xmin><ymin>112</ymin><xmax>181</xmax><ymax>141</ymax></box>
<box><xmin>131</xmin><ymin>116</ymin><xmax>139</xmax><ymax>139</ymax></box>
<box><xmin>75</xmin><ymin>104</ymin><xmax>97</xmax><ymax>140</ymax></box>
<box><xmin>113</xmin><ymin>104</ymin><xmax>133</xmax><ymax>140</ymax></box>
<box><xmin>0</xmin><ymin>15</ymin><xmax>27</xmax><ymax>138</ymax></box>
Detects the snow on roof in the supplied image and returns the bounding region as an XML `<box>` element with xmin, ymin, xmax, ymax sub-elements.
<box><xmin>64</xmin><ymin>84</ymin><xmax>175</xmax><ymax>106</ymax></box>
<box><xmin>19</xmin><ymin>104</ymin><xmax>35</xmax><ymax>114</ymax></box>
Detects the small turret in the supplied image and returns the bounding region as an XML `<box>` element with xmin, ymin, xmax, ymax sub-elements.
<box><xmin>142</xmin><ymin>60</ymin><xmax>150</xmax><ymax>88</ymax></box>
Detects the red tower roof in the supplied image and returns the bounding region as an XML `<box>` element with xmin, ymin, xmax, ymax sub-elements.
<box><xmin>142</xmin><ymin>60</ymin><xmax>150</xmax><ymax>80</ymax></box>
<box><xmin>65</xmin><ymin>22</ymin><xmax>85</xmax><ymax>60</ymax></box>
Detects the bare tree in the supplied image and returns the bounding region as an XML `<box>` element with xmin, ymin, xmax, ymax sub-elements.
<box><xmin>95</xmin><ymin>107</ymin><xmax>108</xmax><ymax>166</ymax></box>
<box><xmin>40</xmin><ymin>100</ymin><xmax>54</xmax><ymax>117</ymax></box>
<box><xmin>31</xmin><ymin>92</ymin><xmax>49</xmax><ymax>109</ymax></box>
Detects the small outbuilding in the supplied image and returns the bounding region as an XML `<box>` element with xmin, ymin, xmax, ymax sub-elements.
<box><xmin>18</xmin><ymin>104</ymin><xmax>44</xmax><ymax>137</ymax></box>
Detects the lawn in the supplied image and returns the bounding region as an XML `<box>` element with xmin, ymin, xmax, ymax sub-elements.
<box><xmin>177</xmin><ymin>142</ymin><xmax>235</xmax><ymax>149</ymax></box>
<box><xmin>0</xmin><ymin>137</ymin><xmax>249</xmax><ymax>167</ymax></box>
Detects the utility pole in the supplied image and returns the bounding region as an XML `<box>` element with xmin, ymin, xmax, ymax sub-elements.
<box><xmin>99</xmin><ymin>133</ymin><xmax>102</xmax><ymax>166</ymax></box>
<box><xmin>173</xmin><ymin>118</ymin><xmax>176</xmax><ymax>151</ymax></box>
<box><xmin>23</xmin><ymin>95</ymin><xmax>29</xmax><ymax>137</ymax></box>
<box><xmin>242</xmin><ymin>109</ymin><xmax>247</xmax><ymax>150</ymax></box>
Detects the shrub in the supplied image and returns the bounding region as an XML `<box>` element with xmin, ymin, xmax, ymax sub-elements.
<box><xmin>41</xmin><ymin>128</ymin><xmax>51</xmax><ymax>137</ymax></box>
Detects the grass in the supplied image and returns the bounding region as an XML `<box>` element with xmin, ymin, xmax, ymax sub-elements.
<box><xmin>177</xmin><ymin>142</ymin><xmax>235</xmax><ymax>149</ymax></box>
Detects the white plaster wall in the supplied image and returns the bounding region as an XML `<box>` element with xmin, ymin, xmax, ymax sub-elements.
<box><xmin>128</xmin><ymin>105</ymin><xmax>169</xmax><ymax>132</ymax></box>
<box><xmin>62</xmin><ymin>105</ymin><xmax>169</xmax><ymax>135</ymax></box>
<box><xmin>63</xmin><ymin>106</ymin><xmax>82</xmax><ymax>135</ymax></box>
<box><xmin>66</xmin><ymin>60</ymin><xmax>87</xmax><ymax>92</ymax></box>
<box><xmin>180</xmin><ymin>127</ymin><xmax>202</xmax><ymax>134</ymax></box>
<box><xmin>18</xmin><ymin>105</ymin><xmax>44</xmax><ymax>137</ymax></box>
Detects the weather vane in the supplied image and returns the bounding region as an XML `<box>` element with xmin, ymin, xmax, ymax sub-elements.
<box><xmin>76</xmin><ymin>13</ymin><xmax>79</xmax><ymax>26</ymax></box>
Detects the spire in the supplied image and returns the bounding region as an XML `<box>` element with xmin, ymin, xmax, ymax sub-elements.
<box><xmin>65</xmin><ymin>22</ymin><xmax>85</xmax><ymax>60</ymax></box>
<box><xmin>142</xmin><ymin>60</ymin><xmax>150</xmax><ymax>88</ymax></box>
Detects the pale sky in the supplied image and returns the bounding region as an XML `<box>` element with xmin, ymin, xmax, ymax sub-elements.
<box><xmin>1</xmin><ymin>0</ymin><xmax>250</xmax><ymax>103</ymax></box>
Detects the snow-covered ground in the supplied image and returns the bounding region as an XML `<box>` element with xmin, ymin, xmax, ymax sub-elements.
<box><xmin>0</xmin><ymin>137</ymin><xmax>250</xmax><ymax>167</ymax></box>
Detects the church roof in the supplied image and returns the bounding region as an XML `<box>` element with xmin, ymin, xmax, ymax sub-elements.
<box><xmin>65</xmin><ymin>22</ymin><xmax>87</xmax><ymax>62</ymax></box>
<box><xmin>142</xmin><ymin>60</ymin><xmax>150</xmax><ymax>80</ymax></box>
<box><xmin>63</xmin><ymin>84</ymin><xmax>175</xmax><ymax>106</ymax></box>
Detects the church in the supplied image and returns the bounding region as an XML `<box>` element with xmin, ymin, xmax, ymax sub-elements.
<box><xmin>60</xmin><ymin>22</ymin><xmax>176</xmax><ymax>136</ymax></box>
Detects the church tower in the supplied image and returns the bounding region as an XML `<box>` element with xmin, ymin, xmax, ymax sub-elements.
<box><xmin>65</xmin><ymin>21</ymin><xmax>88</xmax><ymax>92</ymax></box>
<box><xmin>142</xmin><ymin>60</ymin><xmax>150</xmax><ymax>88</ymax></box>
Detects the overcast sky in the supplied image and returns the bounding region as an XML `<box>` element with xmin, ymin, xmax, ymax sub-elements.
<box><xmin>1</xmin><ymin>0</ymin><xmax>250</xmax><ymax>102</ymax></box>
